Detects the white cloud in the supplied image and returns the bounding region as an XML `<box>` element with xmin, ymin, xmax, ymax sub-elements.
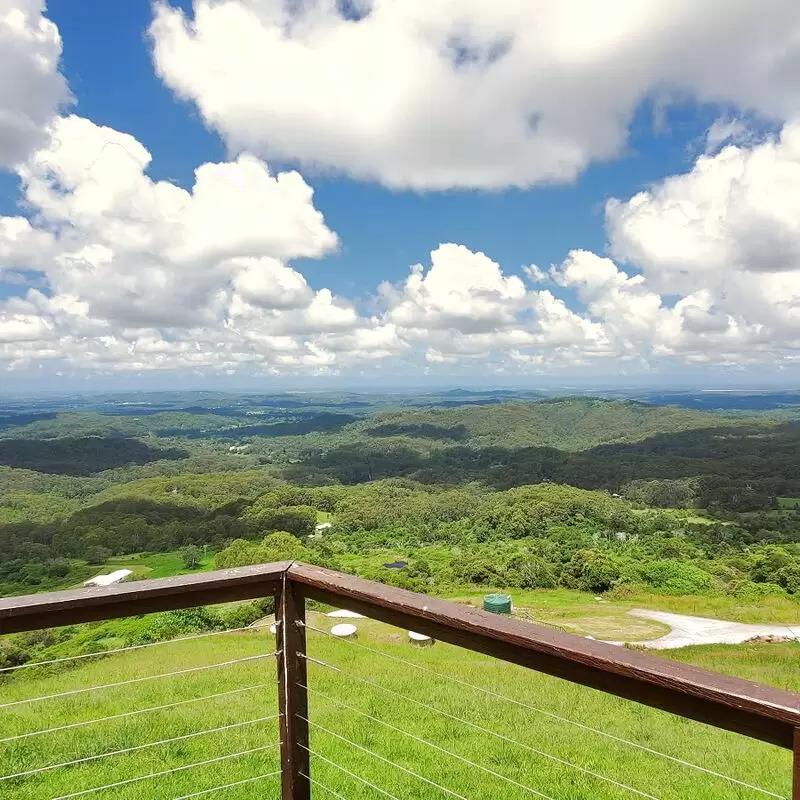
<box><xmin>4</xmin><ymin>0</ymin><xmax>800</xmax><ymax>379</ymax></box>
<box><xmin>603</xmin><ymin>118</ymin><xmax>800</xmax><ymax>363</ymax></box>
<box><xmin>608</xmin><ymin>121</ymin><xmax>800</xmax><ymax>288</ymax></box>
<box><xmin>0</xmin><ymin>0</ymin><xmax>70</xmax><ymax>169</ymax></box>
<box><xmin>0</xmin><ymin>115</ymin><xmax>365</xmax><ymax>372</ymax></box>
<box><xmin>377</xmin><ymin>243</ymin><xmax>614</xmax><ymax>367</ymax></box>
<box><xmin>21</xmin><ymin>115</ymin><xmax>336</xmax><ymax>327</ymax></box>
<box><xmin>150</xmin><ymin>0</ymin><xmax>800</xmax><ymax>190</ymax></box>
<box><xmin>382</xmin><ymin>243</ymin><xmax>526</xmax><ymax>333</ymax></box>
<box><xmin>704</xmin><ymin>118</ymin><xmax>753</xmax><ymax>155</ymax></box>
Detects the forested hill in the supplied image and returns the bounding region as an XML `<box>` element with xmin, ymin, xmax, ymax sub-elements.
<box><xmin>360</xmin><ymin>398</ymin><xmax>754</xmax><ymax>451</ymax></box>
<box><xmin>0</xmin><ymin>391</ymin><xmax>798</xmax><ymax>608</ymax></box>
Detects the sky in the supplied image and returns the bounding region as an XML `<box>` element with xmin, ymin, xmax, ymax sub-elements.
<box><xmin>1</xmin><ymin>1</ymin><xmax>800</xmax><ymax>391</ymax></box>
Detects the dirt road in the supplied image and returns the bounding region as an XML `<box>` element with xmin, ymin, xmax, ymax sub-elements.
<box><xmin>612</xmin><ymin>609</ymin><xmax>800</xmax><ymax>649</ymax></box>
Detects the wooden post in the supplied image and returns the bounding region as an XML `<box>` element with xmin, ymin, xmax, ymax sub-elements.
<box><xmin>276</xmin><ymin>573</ymin><xmax>310</xmax><ymax>800</ymax></box>
<box><xmin>793</xmin><ymin>727</ymin><xmax>800</xmax><ymax>800</ymax></box>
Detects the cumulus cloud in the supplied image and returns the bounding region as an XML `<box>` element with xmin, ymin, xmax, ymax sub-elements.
<box><xmin>376</xmin><ymin>243</ymin><xmax>612</xmax><ymax>367</ymax></box>
<box><xmin>4</xmin><ymin>0</ymin><xmax>800</xmax><ymax>379</ymax></box>
<box><xmin>0</xmin><ymin>115</ymin><xmax>369</xmax><ymax>371</ymax></box>
<box><xmin>0</xmin><ymin>0</ymin><xmax>70</xmax><ymax>169</ymax></box>
<box><xmin>150</xmin><ymin>0</ymin><xmax>800</xmax><ymax>190</ymax></box>
<box><xmin>608</xmin><ymin>121</ymin><xmax>800</xmax><ymax>287</ymax></box>
<box><xmin>7</xmin><ymin>112</ymin><xmax>800</xmax><ymax>376</ymax></box>
<box><xmin>382</xmin><ymin>244</ymin><xmax>526</xmax><ymax>333</ymax></box>
<box><xmin>602</xmin><ymin>119</ymin><xmax>800</xmax><ymax>363</ymax></box>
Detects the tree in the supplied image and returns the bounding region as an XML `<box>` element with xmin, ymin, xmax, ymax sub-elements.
<box><xmin>84</xmin><ymin>545</ymin><xmax>112</xmax><ymax>565</ymax></box>
<box><xmin>180</xmin><ymin>545</ymin><xmax>203</xmax><ymax>570</ymax></box>
<box><xmin>248</xmin><ymin>506</ymin><xmax>317</xmax><ymax>538</ymax></box>
<box><xmin>505</xmin><ymin>554</ymin><xmax>557</xmax><ymax>589</ymax></box>
<box><xmin>561</xmin><ymin>549</ymin><xmax>623</xmax><ymax>593</ymax></box>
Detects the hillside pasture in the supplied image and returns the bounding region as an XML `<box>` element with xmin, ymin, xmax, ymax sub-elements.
<box><xmin>0</xmin><ymin>615</ymin><xmax>795</xmax><ymax>799</ymax></box>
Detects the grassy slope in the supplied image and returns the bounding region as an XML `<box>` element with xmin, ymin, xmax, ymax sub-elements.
<box><xmin>446</xmin><ymin>586</ymin><xmax>800</xmax><ymax>633</ymax></box>
<box><xmin>103</xmin><ymin>552</ymin><xmax>216</xmax><ymax>581</ymax></box>
<box><xmin>1</xmin><ymin>619</ymin><xmax>795</xmax><ymax>800</ymax></box>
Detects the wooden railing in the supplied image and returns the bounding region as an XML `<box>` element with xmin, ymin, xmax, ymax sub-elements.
<box><xmin>1</xmin><ymin>561</ymin><xmax>798</xmax><ymax>799</ymax></box>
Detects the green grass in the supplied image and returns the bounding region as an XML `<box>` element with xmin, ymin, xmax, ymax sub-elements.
<box><xmin>446</xmin><ymin>588</ymin><xmax>668</xmax><ymax>640</ymax></box>
<box><xmin>610</xmin><ymin>589</ymin><xmax>800</xmax><ymax>625</ymax></box>
<box><xmin>446</xmin><ymin>585</ymin><xmax>800</xmax><ymax>637</ymax></box>
<box><xmin>0</xmin><ymin>616</ymin><xmax>795</xmax><ymax>799</ymax></box>
<box><xmin>777</xmin><ymin>496</ymin><xmax>800</xmax><ymax>509</ymax></box>
<box><xmin>102</xmin><ymin>551</ymin><xmax>216</xmax><ymax>581</ymax></box>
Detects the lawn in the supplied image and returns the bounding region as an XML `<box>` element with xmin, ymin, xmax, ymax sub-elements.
<box><xmin>777</xmin><ymin>497</ymin><xmax>800</xmax><ymax>509</ymax></box>
<box><xmin>445</xmin><ymin>585</ymin><xmax>800</xmax><ymax>639</ymax></box>
<box><xmin>445</xmin><ymin>587</ymin><xmax>670</xmax><ymax>641</ymax></box>
<box><xmin>0</xmin><ymin>613</ymin><xmax>795</xmax><ymax>799</ymax></box>
<box><xmin>102</xmin><ymin>551</ymin><xmax>216</xmax><ymax>581</ymax></box>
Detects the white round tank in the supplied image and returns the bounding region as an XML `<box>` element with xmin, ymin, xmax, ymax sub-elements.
<box><xmin>408</xmin><ymin>631</ymin><xmax>433</xmax><ymax>647</ymax></box>
<box><xmin>327</xmin><ymin>609</ymin><xmax>365</xmax><ymax>619</ymax></box>
<box><xmin>330</xmin><ymin>623</ymin><xmax>358</xmax><ymax>639</ymax></box>
<box><xmin>269</xmin><ymin>623</ymin><xmax>277</xmax><ymax>635</ymax></box>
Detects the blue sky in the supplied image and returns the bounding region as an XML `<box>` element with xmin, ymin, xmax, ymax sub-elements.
<box><xmin>1</xmin><ymin>1</ymin><xmax>800</xmax><ymax>389</ymax></box>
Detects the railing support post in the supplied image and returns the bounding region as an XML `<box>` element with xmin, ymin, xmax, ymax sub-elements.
<box><xmin>793</xmin><ymin>727</ymin><xmax>800</xmax><ymax>800</ymax></box>
<box><xmin>277</xmin><ymin>573</ymin><xmax>310</xmax><ymax>800</ymax></box>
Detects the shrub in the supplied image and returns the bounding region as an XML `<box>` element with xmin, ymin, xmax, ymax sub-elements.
<box><xmin>636</xmin><ymin>559</ymin><xmax>715</xmax><ymax>595</ymax></box>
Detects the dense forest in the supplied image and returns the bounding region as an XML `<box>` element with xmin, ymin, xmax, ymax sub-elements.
<box><xmin>0</xmin><ymin>389</ymin><xmax>798</xmax><ymax>669</ymax></box>
<box><xmin>0</xmin><ymin>393</ymin><xmax>797</xmax><ymax>592</ymax></box>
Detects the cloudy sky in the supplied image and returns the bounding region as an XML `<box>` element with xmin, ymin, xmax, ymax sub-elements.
<box><xmin>2</xmin><ymin>0</ymin><xmax>800</xmax><ymax>390</ymax></box>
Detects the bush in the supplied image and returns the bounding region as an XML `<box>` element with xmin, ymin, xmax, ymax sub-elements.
<box><xmin>218</xmin><ymin>600</ymin><xmax>269</xmax><ymax>629</ymax></box>
<box><xmin>561</xmin><ymin>549</ymin><xmax>623</xmax><ymax>593</ymax></box>
<box><xmin>777</xmin><ymin>563</ymin><xmax>800</xmax><ymax>594</ymax></box>
<box><xmin>133</xmin><ymin>607</ymin><xmax>223</xmax><ymax>643</ymax></box>
<box><xmin>730</xmin><ymin>581</ymin><xmax>788</xmax><ymax>600</ymax></box>
<box><xmin>0</xmin><ymin>641</ymin><xmax>30</xmax><ymax>670</ymax></box>
<box><xmin>504</xmin><ymin>555</ymin><xmax>557</xmax><ymax>588</ymax></box>
<box><xmin>636</xmin><ymin>559</ymin><xmax>715</xmax><ymax>595</ymax></box>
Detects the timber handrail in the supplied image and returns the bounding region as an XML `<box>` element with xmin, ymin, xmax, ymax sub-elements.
<box><xmin>1</xmin><ymin>560</ymin><xmax>798</xmax><ymax>799</ymax></box>
<box><xmin>0</xmin><ymin>562</ymin><xmax>290</xmax><ymax>632</ymax></box>
<box><xmin>289</xmin><ymin>563</ymin><xmax>800</xmax><ymax>750</ymax></box>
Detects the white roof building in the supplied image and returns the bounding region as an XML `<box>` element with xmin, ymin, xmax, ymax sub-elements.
<box><xmin>84</xmin><ymin>569</ymin><xmax>133</xmax><ymax>587</ymax></box>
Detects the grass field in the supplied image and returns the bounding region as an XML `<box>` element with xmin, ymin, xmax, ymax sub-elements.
<box><xmin>101</xmin><ymin>551</ymin><xmax>216</xmax><ymax>582</ymax></box>
<box><xmin>1</xmin><ymin>612</ymin><xmax>796</xmax><ymax>800</ymax></box>
<box><xmin>446</xmin><ymin>585</ymin><xmax>800</xmax><ymax>640</ymax></box>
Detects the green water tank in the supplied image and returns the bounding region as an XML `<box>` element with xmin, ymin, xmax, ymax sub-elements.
<box><xmin>483</xmin><ymin>593</ymin><xmax>512</xmax><ymax>614</ymax></box>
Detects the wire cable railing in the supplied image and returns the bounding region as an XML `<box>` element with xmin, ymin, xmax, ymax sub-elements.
<box><xmin>0</xmin><ymin>626</ymin><xmax>281</xmax><ymax>800</ymax></box>
<box><xmin>302</xmin><ymin>747</ymin><xmax>405</xmax><ymax>800</ymax></box>
<box><xmin>303</xmin><ymin>616</ymin><xmax>786</xmax><ymax>799</ymax></box>
<box><xmin>170</xmin><ymin>770</ymin><xmax>282</xmax><ymax>799</ymax></box>
<box><xmin>0</xmin><ymin>681</ymin><xmax>271</xmax><ymax>743</ymax></box>
<box><xmin>0</xmin><ymin>714</ymin><xmax>279</xmax><ymax>782</ymax></box>
<box><xmin>1</xmin><ymin>562</ymin><xmax>797</xmax><ymax>800</ymax></box>
<box><xmin>303</xmin><ymin>716</ymin><xmax>475</xmax><ymax>800</ymax></box>
<box><xmin>50</xmin><ymin>744</ymin><xmax>280</xmax><ymax>800</ymax></box>
<box><xmin>0</xmin><ymin>624</ymin><xmax>263</xmax><ymax>674</ymax></box>
<box><xmin>305</xmin><ymin>707</ymin><xmax>562</xmax><ymax>800</ymax></box>
<box><xmin>301</xmin><ymin>678</ymin><xmax>660</xmax><ymax>800</ymax></box>
<box><xmin>302</xmin><ymin>771</ymin><xmax>349</xmax><ymax>800</ymax></box>
<box><xmin>0</xmin><ymin>650</ymin><xmax>277</xmax><ymax>709</ymax></box>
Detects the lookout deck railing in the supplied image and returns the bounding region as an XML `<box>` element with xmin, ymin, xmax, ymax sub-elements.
<box><xmin>0</xmin><ymin>561</ymin><xmax>798</xmax><ymax>799</ymax></box>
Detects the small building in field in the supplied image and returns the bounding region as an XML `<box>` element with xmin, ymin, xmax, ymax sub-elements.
<box><xmin>84</xmin><ymin>569</ymin><xmax>132</xmax><ymax>587</ymax></box>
